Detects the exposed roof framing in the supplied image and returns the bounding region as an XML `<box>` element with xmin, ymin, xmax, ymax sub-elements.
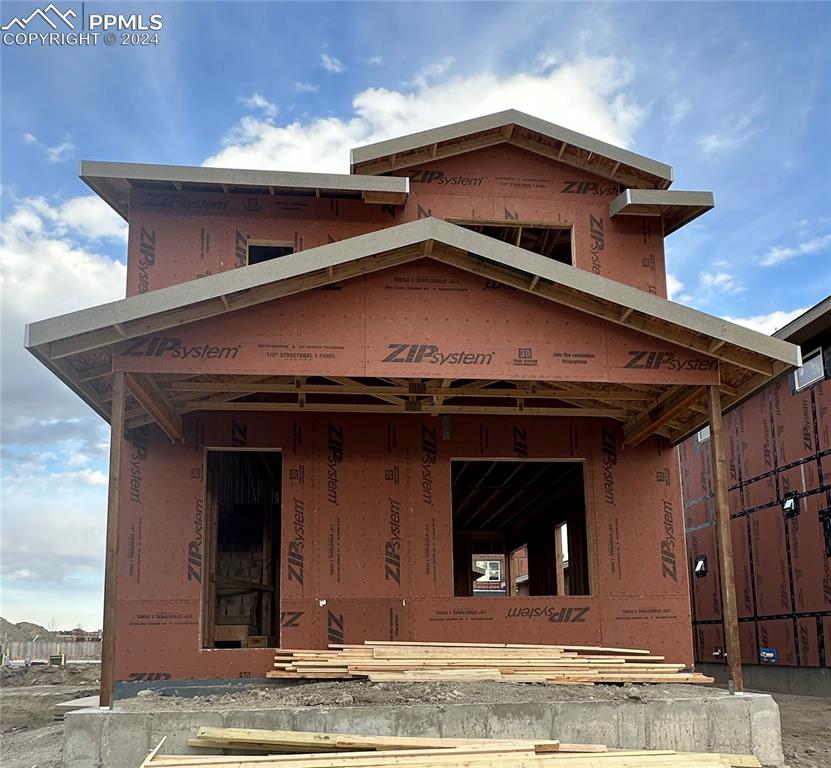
<box><xmin>350</xmin><ymin>110</ymin><xmax>674</xmax><ymax>190</ymax></box>
<box><xmin>26</xmin><ymin>217</ymin><xmax>799</xmax><ymax>446</ymax></box>
<box><xmin>609</xmin><ymin>189</ymin><xmax>715</xmax><ymax>235</ymax></box>
<box><xmin>80</xmin><ymin>160</ymin><xmax>410</xmax><ymax>220</ymax></box>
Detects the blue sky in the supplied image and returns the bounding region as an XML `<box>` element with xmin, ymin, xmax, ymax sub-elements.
<box><xmin>1</xmin><ymin>1</ymin><xmax>830</xmax><ymax>630</ymax></box>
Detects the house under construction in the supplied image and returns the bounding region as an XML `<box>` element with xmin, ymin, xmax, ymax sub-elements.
<box><xmin>24</xmin><ymin>110</ymin><xmax>800</xmax><ymax>703</ymax></box>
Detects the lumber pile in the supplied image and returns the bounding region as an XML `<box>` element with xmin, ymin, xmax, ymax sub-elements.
<box><xmin>266</xmin><ymin>641</ymin><xmax>714</xmax><ymax>685</ymax></box>
<box><xmin>139</xmin><ymin>728</ymin><xmax>762</xmax><ymax>768</ymax></box>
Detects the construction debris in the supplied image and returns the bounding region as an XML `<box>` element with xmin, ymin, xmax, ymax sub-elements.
<box><xmin>266</xmin><ymin>641</ymin><xmax>714</xmax><ymax>685</ymax></box>
<box><xmin>141</xmin><ymin>729</ymin><xmax>761</xmax><ymax>768</ymax></box>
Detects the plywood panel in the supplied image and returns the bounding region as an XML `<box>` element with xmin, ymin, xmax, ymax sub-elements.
<box><xmin>686</xmin><ymin>525</ymin><xmax>721</xmax><ymax>622</ymax></box>
<box><xmin>114</xmin><ymin>261</ymin><xmax>718</xmax><ymax>384</ymax></box>
<box><xmin>737</xmin><ymin>394</ymin><xmax>774</xmax><ymax>482</ymax></box>
<box><xmin>758</xmin><ymin>619</ymin><xmax>797</xmax><ymax>666</ymax></box>
<box><xmin>695</xmin><ymin>623</ymin><xmax>725</xmax><ymax>665</ymax></box>
<box><xmin>126</xmin><ymin>144</ymin><xmax>668</xmax><ymax>299</ymax></box>
<box><xmin>779</xmin><ymin>460</ymin><xmax>821</xmax><ymax>496</ymax></box>
<box><xmin>739</xmin><ymin>620</ymin><xmax>758</xmax><ymax>665</ymax></box>
<box><xmin>599</xmin><ymin>596</ymin><xmax>693</xmax><ymax>666</ymax></box>
<box><xmin>407</xmin><ymin>596</ymin><xmax>602</xmax><ymax>646</ymax></box>
<box><xmin>788</xmin><ymin>489</ymin><xmax>831</xmax><ymax>613</ymax></box>
<box><xmin>749</xmin><ymin>505</ymin><xmax>792</xmax><ymax>617</ymax></box>
<box><xmin>731</xmin><ymin>516</ymin><xmax>755</xmax><ymax>619</ymax></box>
<box><xmin>815</xmin><ymin>381</ymin><xmax>830</xmax><ymax>451</ymax></box>
<box><xmin>684</xmin><ymin>500</ymin><xmax>711</xmax><ymax>527</ymax></box>
<box><xmin>743</xmin><ymin>476</ymin><xmax>776</xmax><ymax>511</ymax></box>
<box><xmin>797</xmin><ymin>617</ymin><xmax>821</xmax><ymax>667</ymax></box>
<box><xmin>112</xmin><ymin>410</ymin><xmax>693</xmax><ymax>682</ymax></box>
<box><xmin>772</xmin><ymin>380</ymin><xmax>816</xmax><ymax>467</ymax></box>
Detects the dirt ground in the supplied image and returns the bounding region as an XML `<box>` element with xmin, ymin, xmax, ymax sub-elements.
<box><xmin>116</xmin><ymin>679</ymin><xmax>723</xmax><ymax>711</ymax></box>
<box><xmin>1</xmin><ymin>671</ymin><xmax>829</xmax><ymax>768</ymax></box>
<box><xmin>774</xmin><ymin>692</ymin><xmax>831</xmax><ymax>768</ymax></box>
<box><xmin>1</xmin><ymin>663</ymin><xmax>99</xmax><ymax>768</ymax></box>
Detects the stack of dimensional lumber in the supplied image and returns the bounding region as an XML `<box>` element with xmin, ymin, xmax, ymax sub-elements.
<box><xmin>139</xmin><ymin>728</ymin><xmax>762</xmax><ymax>768</ymax></box>
<box><xmin>266</xmin><ymin>641</ymin><xmax>714</xmax><ymax>685</ymax></box>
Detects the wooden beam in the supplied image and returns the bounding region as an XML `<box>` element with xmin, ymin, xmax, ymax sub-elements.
<box><xmin>182</xmin><ymin>401</ymin><xmax>627</xmax><ymax>418</ymax></box>
<box><xmin>623</xmin><ymin>386</ymin><xmax>705</xmax><ymax>447</ymax></box>
<box><xmin>125</xmin><ymin>372</ymin><xmax>184</xmax><ymax>442</ymax></box>
<box><xmin>707</xmin><ymin>384</ymin><xmax>744</xmax><ymax>694</ymax></box>
<box><xmin>100</xmin><ymin>371</ymin><xmax>125</xmax><ymax>709</ymax></box>
<box><xmin>163</xmin><ymin>380</ymin><xmax>651</xmax><ymax>401</ymax></box>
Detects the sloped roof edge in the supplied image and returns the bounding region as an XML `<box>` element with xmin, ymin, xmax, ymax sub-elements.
<box><xmin>25</xmin><ymin>217</ymin><xmax>798</xmax><ymax>370</ymax></box>
<box><xmin>350</xmin><ymin>109</ymin><xmax>673</xmax><ymax>186</ymax></box>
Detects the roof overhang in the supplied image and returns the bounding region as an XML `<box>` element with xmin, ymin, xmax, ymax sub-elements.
<box><xmin>609</xmin><ymin>189</ymin><xmax>715</xmax><ymax>235</ymax></box>
<box><xmin>80</xmin><ymin>161</ymin><xmax>410</xmax><ymax>220</ymax></box>
<box><xmin>773</xmin><ymin>294</ymin><xmax>831</xmax><ymax>346</ymax></box>
<box><xmin>350</xmin><ymin>110</ymin><xmax>673</xmax><ymax>190</ymax></box>
<box><xmin>25</xmin><ymin>218</ymin><xmax>798</xmax><ymax>447</ymax></box>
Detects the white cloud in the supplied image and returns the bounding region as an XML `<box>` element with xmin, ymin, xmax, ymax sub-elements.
<box><xmin>294</xmin><ymin>81</ymin><xmax>319</xmax><ymax>93</ymax></box>
<box><xmin>22</xmin><ymin>132</ymin><xmax>37</xmax><ymax>144</ymax></box>
<box><xmin>700</xmin><ymin>271</ymin><xmax>742</xmax><ymax>293</ymax></box>
<box><xmin>25</xmin><ymin>195</ymin><xmax>128</xmax><ymax>242</ymax></box>
<box><xmin>698</xmin><ymin>133</ymin><xmax>744</xmax><ymax>155</ymax></box>
<box><xmin>0</xmin><ymin>197</ymin><xmax>122</xmax><ymax>608</ymax></box>
<box><xmin>205</xmin><ymin>55</ymin><xmax>644</xmax><ymax>174</ymax></box>
<box><xmin>666</xmin><ymin>94</ymin><xmax>691</xmax><ymax>126</ymax></box>
<box><xmin>0</xmin><ymin>196</ymin><xmax>126</xmax><ymax>423</ymax></box>
<box><xmin>534</xmin><ymin>52</ymin><xmax>562</xmax><ymax>73</ymax></box>
<box><xmin>46</xmin><ymin>138</ymin><xmax>75</xmax><ymax>163</ymax></box>
<box><xmin>666</xmin><ymin>273</ymin><xmax>684</xmax><ymax>300</ymax></box>
<box><xmin>321</xmin><ymin>53</ymin><xmax>345</xmax><ymax>73</ymax></box>
<box><xmin>366</xmin><ymin>56</ymin><xmax>383</xmax><ymax>66</ymax></box>
<box><xmin>48</xmin><ymin>468</ymin><xmax>108</xmax><ymax>486</ymax></box>
<box><xmin>240</xmin><ymin>93</ymin><xmax>277</xmax><ymax>118</ymax></box>
<box><xmin>697</xmin><ymin>99</ymin><xmax>763</xmax><ymax>157</ymax></box>
<box><xmin>721</xmin><ymin>307</ymin><xmax>809</xmax><ymax>335</ymax></box>
<box><xmin>66</xmin><ymin>451</ymin><xmax>89</xmax><ymax>468</ymax></box>
<box><xmin>761</xmin><ymin>233</ymin><xmax>831</xmax><ymax>267</ymax></box>
<box><xmin>408</xmin><ymin>57</ymin><xmax>455</xmax><ymax>88</ymax></box>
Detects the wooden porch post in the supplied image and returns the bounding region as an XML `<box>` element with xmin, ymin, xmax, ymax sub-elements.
<box><xmin>100</xmin><ymin>371</ymin><xmax>125</xmax><ymax>708</ymax></box>
<box><xmin>706</xmin><ymin>384</ymin><xmax>744</xmax><ymax>694</ymax></box>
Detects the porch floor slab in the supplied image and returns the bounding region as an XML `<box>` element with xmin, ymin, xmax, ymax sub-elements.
<box><xmin>64</xmin><ymin>680</ymin><xmax>784</xmax><ymax>767</ymax></box>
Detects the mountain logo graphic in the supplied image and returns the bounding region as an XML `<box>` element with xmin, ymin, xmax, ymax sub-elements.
<box><xmin>1</xmin><ymin>4</ymin><xmax>76</xmax><ymax>31</ymax></box>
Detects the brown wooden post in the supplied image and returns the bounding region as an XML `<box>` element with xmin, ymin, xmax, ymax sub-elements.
<box><xmin>99</xmin><ymin>371</ymin><xmax>125</xmax><ymax>708</ymax></box>
<box><xmin>707</xmin><ymin>384</ymin><xmax>744</xmax><ymax>693</ymax></box>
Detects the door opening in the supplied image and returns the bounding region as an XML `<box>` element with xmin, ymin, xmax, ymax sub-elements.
<box><xmin>451</xmin><ymin>460</ymin><xmax>589</xmax><ymax>596</ymax></box>
<box><xmin>203</xmin><ymin>450</ymin><xmax>281</xmax><ymax>648</ymax></box>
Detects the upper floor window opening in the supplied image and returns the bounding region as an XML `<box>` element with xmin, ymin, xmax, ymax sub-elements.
<box><xmin>451</xmin><ymin>219</ymin><xmax>574</xmax><ymax>266</ymax></box>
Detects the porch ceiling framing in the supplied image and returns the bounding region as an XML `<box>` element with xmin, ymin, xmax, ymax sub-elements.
<box><xmin>26</xmin><ymin>217</ymin><xmax>798</xmax><ymax>446</ymax></box>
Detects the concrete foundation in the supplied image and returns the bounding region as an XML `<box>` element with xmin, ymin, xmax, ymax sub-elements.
<box><xmin>64</xmin><ymin>692</ymin><xmax>785</xmax><ymax>768</ymax></box>
<box><xmin>700</xmin><ymin>662</ymin><xmax>831</xmax><ymax>698</ymax></box>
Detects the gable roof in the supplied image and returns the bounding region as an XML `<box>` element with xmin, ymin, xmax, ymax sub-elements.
<box><xmin>25</xmin><ymin>217</ymin><xmax>798</xmax><ymax>445</ymax></box>
<box><xmin>351</xmin><ymin>109</ymin><xmax>673</xmax><ymax>190</ymax></box>
<box><xmin>80</xmin><ymin>160</ymin><xmax>409</xmax><ymax>220</ymax></box>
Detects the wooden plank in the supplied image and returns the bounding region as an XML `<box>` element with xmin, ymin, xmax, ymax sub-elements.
<box><xmin>707</xmin><ymin>384</ymin><xmax>744</xmax><ymax>694</ymax></box>
<box><xmin>623</xmin><ymin>386</ymin><xmax>705</xmax><ymax>447</ymax></box>
<box><xmin>125</xmin><ymin>372</ymin><xmax>184</xmax><ymax>442</ymax></box>
<box><xmin>188</xmin><ymin>727</ymin><xmax>565</xmax><ymax>753</ymax></box>
<box><xmin>99</xmin><ymin>370</ymin><xmax>125</xmax><ymax>709</ymax></box>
